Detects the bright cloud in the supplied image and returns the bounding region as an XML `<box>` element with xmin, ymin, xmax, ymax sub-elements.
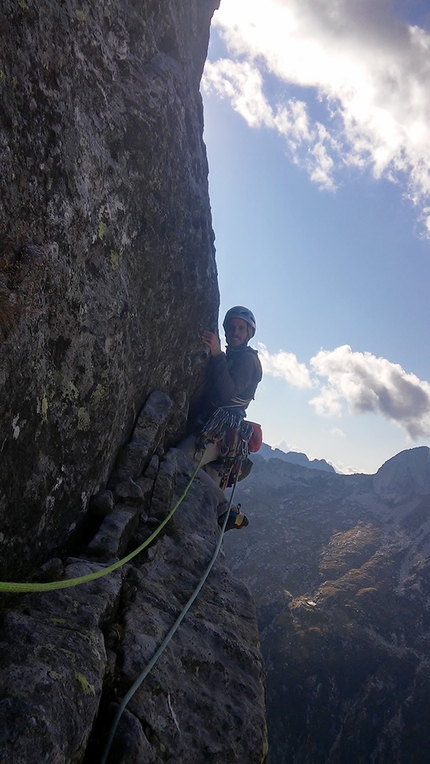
<box><xmin>330</xmin><ymin>427</ymin><xmax>347</xmax><ymax>439</ymax></box>
<box><xmin>310</xmin><ymin>345</ymin><xmax>430</xmax><ymax>438</ymax></box>
<box><xmin>259</xmin><ymin>341</ymin><xmax>430</xmax><ymax>438</ymax></box>
<box><xmin>330</xmin><ymin>459</ymin><xmax>361</xmax><ymax>476</ymax></box>
<box><xmin>203</xmin><ymin>0</ymin><xmax>430</xmax><ymax>222</ymax></box>
<box><xmin>257</xmin><ymin>342</ymin><xmax>314</xmax><ymax>389</ymax></box>
<box><xmin>203</xmin><ymin>59</ymin><xmax>274</xmax><ymax>128</ymax></box>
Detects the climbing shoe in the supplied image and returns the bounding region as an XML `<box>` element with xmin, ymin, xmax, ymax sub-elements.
<box><xmin>218</xmin><ymin>505</ymin><xmax>249</xmax><ymax>531</ymax></box>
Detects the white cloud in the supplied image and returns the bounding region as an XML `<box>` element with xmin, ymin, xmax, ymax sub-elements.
<box><xmin>330</xmin><ymin>427</ymin><xmax>347</xmax><ymax>439</ymax></box>
<box><xmin>203</xmin><ymin>59</ymin><xmax>274</xmax><ymax>128</ymax></box>
<box><xmin>257</xmin><ymin>342</ymin><xmax>314</xmax><ymax>389</ymax></box>
<box><xmin>257</xmin><ymin>341</ymin><xmax>430</xmax><ymax>438</ymax></box>
<box><xmin>203</xmin><ymin>60</ymin><xmax>338</xmax><ymax>189</ymax></box>
<box><xmin>310</xmin><ymin>345</ymin><xmax>430</xmax><ymax>438</ymax></box>
<box><xmin>330</xmin><ymin>458</ymin><xmax>361</xmax><ymax>476</ymax></box>
<box><xmin>203</xmin><ymin>0</ymin><xmax>430</xmax><ymax>225</ymax></box>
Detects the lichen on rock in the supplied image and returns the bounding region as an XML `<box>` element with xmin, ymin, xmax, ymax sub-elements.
<box><xmin>0</xmin><ymin>0</ymin><xmax>220</xmax><ymax>579</ymax></box>
<box><xmin>0</xmin><ymin>392</ymin><xmax>267</xmax><ymax>762</ymax></box>
<box><xmin>0</xmin><ymin>5</ymin><xmax>269</xmax><ymax>759</ymax></box>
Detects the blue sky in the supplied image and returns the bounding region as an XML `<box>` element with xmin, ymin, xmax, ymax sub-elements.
<box><xmin>201</xmin><ymin>0</ymin><xmax>430</xmax><ymax>474</ymax></box>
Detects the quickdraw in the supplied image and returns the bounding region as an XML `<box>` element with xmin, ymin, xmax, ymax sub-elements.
<box><xmin>195</xmin><ymin>408</ymin><xmax>254</xmax><ymax>490</ymax></box>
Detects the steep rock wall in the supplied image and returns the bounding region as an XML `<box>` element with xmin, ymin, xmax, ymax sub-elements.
<box><xmin>0</xmin><ymin>392</ymin><xmax>268</xmax><ymax>762</ymax></box>
<box><xmin>0</xmin><ymin>0</ymin><xmax>219</xmax><ymax>578</ymax></box>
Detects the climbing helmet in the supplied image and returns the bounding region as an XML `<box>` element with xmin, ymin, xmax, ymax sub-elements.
<box><xmin>223</xmin><ymin>306</ymin><xmax>256</xmax><ymax>338</ymax></box>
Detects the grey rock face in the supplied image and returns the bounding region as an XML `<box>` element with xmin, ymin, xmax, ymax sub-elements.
<box><xmin>224</xmin><ymin>447</ymin><xmax>430</xmax><ymax>764</ymax></box>
<box><xmin>373</xmin><ymin>445</ymin><xmax>430</xmax><ymax>501</ymax></box>
<box><xmin>0</xmin><ymin>3</ymin><xmax>268</xmax><ymax>761</ymax></box>
<box><xmin>0</xmin><ymin>0</ymin><xmax>219</xmax><ymax>578</ymax></box>
<box><xmin>0</xmin><ymin>393</ymin><xmax>267</xmax><ymax>762</ymax></box>
<box><xmin>89</xmin><ymin>489</ymin><xmax>115</xmax><ymax>516</ymax></box>
<box><xmin>0</xmin><ymin>559</ymin><xmax>124</xmax><ymax>764</ymax></box>
<box><xmin>111</xmin><ymin>478</ymin><xmax>267</xmax><ymax>764</ymax></box>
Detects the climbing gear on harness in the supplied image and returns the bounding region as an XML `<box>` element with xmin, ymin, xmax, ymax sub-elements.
<box><xmin>237</xmin><ymin>456</ymin><xmax>253</xmax><ymax>482</ymax></box>
<box><xmin>218</xmin><ymin>504</ymin><xmax>249</xmax><ymax>531</ymax></box>
<box><xmin>223</xmin><ymin>306</ymin><xmax>256</xmax><ymax>338</ymax></box>
<box><xmin>195</xmin><ymin>407</ymin><xmax>254</xmax><ymax>490</ymax></box>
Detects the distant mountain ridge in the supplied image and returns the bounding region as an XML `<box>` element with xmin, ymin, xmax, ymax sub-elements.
<box><xmin>257</xmin><ymin>442</ymin><xmax>336</xmax><ymax>473</ymax></box>
<box><xmin>225</xmin><ymin>446</ymin><xmax>430</xmax><ymax>763</ymax></box>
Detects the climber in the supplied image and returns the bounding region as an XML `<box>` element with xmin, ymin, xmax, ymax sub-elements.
<box><xmin>200</xmin><ymin>305</ymin><xmax>262</xmax><ymax>420</ymax></box>
<box><xmin>179</xmin><ymin>306</ymin><xmax>263</xmax><ymax>531</ymax></box>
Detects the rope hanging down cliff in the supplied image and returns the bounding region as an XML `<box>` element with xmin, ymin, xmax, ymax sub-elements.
<box><xmin>100</xmin><ymin>467</ymin><xmax>242</xmax><ymax>764</ymax></box>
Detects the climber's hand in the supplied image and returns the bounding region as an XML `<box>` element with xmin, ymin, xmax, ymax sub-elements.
<box><xmin>202</xmin><ymin>330</ymin><xmax>221</xmax><ymax>356</ymax></box>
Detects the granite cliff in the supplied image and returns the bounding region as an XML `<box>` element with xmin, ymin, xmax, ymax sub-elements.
<box><xmin>1</xmin><ymin>0</ymin><xmax>219</xmax><ymax>578</ymax></box>
<box><xmin>0</xmin><ymin>2</ymin><xmax>268</xmax><ymax>762</ymax></box>
<box><xmin>224</xmin><ymin>447</ymin><xmax>430</xmax><ymax>763</ymax></box>
<box><xmin>0</xmin><ymin>392</ymin><xmax>267</xmax><ymax>762</ymax></box>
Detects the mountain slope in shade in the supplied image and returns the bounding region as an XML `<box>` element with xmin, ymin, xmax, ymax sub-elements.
<box><xmin>224</xmin><ymin>447</ymin><xmax>430</xmax><ymax>764</ymax></box>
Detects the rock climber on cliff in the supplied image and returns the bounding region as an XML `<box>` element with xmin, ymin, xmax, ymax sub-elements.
<box><xmin>179</xmin><ymin>306</ymin><xmax>263</xmax><ymax>531</ymax></box>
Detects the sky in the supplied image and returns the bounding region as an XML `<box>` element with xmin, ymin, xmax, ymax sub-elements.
<box><xmin>200</xmin><ymin>0</ymin><xmax>430</xmax><ymax>475</ymax></box>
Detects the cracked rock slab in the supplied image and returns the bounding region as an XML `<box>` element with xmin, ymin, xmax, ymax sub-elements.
<box><xmin>87</xmin><ymin>504</ymin><xmax>141</xmax><ymax>559</ymax></box>
<box><xmin>0</xmin><ymin>562</ymin><xmax>123</xmax><ymax>763</ymax></box>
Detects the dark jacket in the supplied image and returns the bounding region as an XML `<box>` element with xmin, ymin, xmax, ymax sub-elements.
<box><xmin>200</xmin><ymin>344</ymin><xmax>263</xmax><ymax>420</ymax></box>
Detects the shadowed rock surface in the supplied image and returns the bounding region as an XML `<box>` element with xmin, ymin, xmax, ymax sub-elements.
<box><xmin>0</xmin><ymin>3</ymin><xmax>268</xmax><ymax>761</ymax></box>
<box><xmin>0</xmin><ymin>0</ymin><xmax>219</xmax><ymax>578</ymax></box>
<box><xmin>224</xmin><ymin>448</ymin><xmax>430</xmax><ymax>764</ymax></box>
<box><xmin>0</xmin><ymin>394</ymin><xmax>267</xmax><ymax>762</ymax></box>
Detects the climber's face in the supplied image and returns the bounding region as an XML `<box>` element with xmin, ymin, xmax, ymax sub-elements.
<box><xmin>225</xmin><ymin>318</ymin><xmax>248</xmax><ymax>347</ymax></box>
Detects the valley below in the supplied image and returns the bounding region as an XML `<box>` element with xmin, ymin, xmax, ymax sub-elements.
<box><xmin>224</xmin><ymin>446</ymin><xmax>430</xmax><ymax>764</ymax></box>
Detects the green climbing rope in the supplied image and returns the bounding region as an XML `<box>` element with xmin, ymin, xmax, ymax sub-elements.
<box><xmin>0</xmin><ymin>455</ymin><xmax>204</xmax><ymax>594</ymax></box>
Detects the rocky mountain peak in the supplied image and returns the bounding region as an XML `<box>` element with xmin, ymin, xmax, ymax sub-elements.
<box><xmin>373</xmin><ymin>445</ymin><xmax>430</xmax><ymax>502</ymax></box>
<box><xmin>258</xmin><ymin>442</ymin><xmax>335</xmax><ymax>473</ymax></box>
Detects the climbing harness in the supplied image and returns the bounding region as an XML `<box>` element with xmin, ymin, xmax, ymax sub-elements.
<box><xmin>0</xmin><ymin>453</ymin><xmax>206</xmax><ymax>594</ymax></box>
<box><xmin>195</xmin><ymin>407</ymin><xmax>254</xmax><ymax>490</ymax></box>
<box><xmin>100</xmin><ymin>464</ymin><xmax>243</xmax><ymax>764</ymax></box>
